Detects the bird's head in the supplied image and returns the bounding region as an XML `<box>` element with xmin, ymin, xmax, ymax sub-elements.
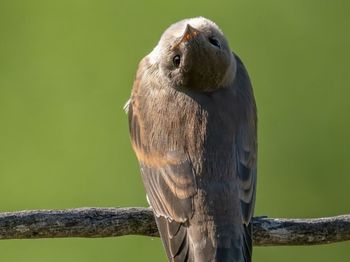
<box><xmin>148</xmin><ymin>17</ymin><xmax>237</xmax><ymax>92</ymax></box>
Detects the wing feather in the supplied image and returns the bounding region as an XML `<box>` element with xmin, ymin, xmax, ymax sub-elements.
<box><xmin>234</xmin><ymin>54</ymin><xmax>257</xmax><ymax>226</ymax></box>
<box><xmin>128</xmin><ymin>59</ymin><xmax>197</xmax><ymax>223</ymax></box>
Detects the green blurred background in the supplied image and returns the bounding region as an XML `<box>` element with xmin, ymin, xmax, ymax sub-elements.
<box><xmin>0</xmin><ymin>0</ymin><xmax>349</xmax><ymax>261</ymax></box>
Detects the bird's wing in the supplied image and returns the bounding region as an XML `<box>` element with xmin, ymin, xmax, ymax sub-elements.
<box><xmin>234</xmin><ymin>54</ymin><xmax>257</xmax><ymax>225</ymax></box>
<box><xmin>233</xmin><ymin>54</ymin><xmax>257</xmax><ymax>262</ymax></box>
<box><xmin>137</xmin><ymin>149</ymin><xmax>196</xmax><ymax>223</ymax></box>
<box><xmin>128</xmin><ymin>87</ymin><xmax>197</xmax><ymax>261</ymax></box>
<box><xmin>127</xmin><ymin>60</ymin><xmax>197</xmax><ymax>223</ymax></box>
<box><xmin>236</xmin><ymin>115</ymin><xmax>257</xmax><ymax>225</ymax></box>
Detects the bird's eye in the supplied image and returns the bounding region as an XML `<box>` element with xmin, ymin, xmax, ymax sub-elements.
<box><xmin>173</xmin><ymin>55</ymin><xmax>181</xmax><ymax>68</ymax></box>
<box><xmin>208</xmin><ymin>37</ymin><xmax>221</xmax><ymax>48</ymax></box>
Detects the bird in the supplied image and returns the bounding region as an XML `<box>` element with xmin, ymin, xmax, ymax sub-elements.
<box><xmin>126</xmin><ymin>17</ymin><xmax>257</xmax><ymax>262</ymax></box>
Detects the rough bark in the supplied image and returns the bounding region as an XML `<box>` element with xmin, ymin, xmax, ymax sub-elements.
<box><xmin>0</xmin><ymin>207</ymin><xmax>349</xmax><ymax>246</ymax></box>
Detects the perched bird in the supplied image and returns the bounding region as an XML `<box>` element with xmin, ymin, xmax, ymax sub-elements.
<box><xmin>126</xmin><ymin>17</ymin><xmax>257</xmax><ymax>262</ymax></box>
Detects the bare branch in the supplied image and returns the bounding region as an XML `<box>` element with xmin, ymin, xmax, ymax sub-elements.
<box><xmin>0</xmin><ymin>207</ymin><xmax>349</xmax><ymax>246</ymax></box>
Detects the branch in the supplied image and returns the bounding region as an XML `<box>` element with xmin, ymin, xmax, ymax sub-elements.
<box><xmin>0</xmin><ymin>207</ymin><xmax>349</xmax><ymax>246</ymax></box>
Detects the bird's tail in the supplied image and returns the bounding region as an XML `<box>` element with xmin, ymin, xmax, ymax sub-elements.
<box><xmin>214</xmin><ymin>223</ymin><xmax>252</xmax><ymax>262</ymax></box>
<box><xmin>156</xmin><ymin>216</ymin><xmax>252</xmax><ymax>262</ymax></box>
<box><xmin>155</xmin><ymin>216</ymin><xmax>195</xmax><ymax>262</ymax></box>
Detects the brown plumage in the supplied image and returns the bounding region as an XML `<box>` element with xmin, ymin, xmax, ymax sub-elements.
<box><xmin>126</xmin><ymin>17</ymin><xmax>257</xmax><ymax>262</ymax></box>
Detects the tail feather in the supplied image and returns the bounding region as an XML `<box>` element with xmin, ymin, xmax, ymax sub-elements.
<box><xmin>242</xmin><ymin>223</ymin><xmax>253</xmax><ymax>262</ymax></box>
<box><xmin>155</xmin><ymin>216</ymin><xmax>194</xmax><ymax>262</ymax></box>
<box><xmin>156</xmin><ymin>215</ymin><xmax>252</xmax><ymax>262</ymax></box>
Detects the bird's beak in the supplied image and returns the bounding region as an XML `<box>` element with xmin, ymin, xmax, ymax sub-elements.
<box><xmin>172</xmin><ymin>24</ymin><xmax>201</xmax><ymax>50</ymax></box>
<box><xmin>181</xmin><ymin>24</ymin><xmax>200</xmax><ymax>43</ymax></box>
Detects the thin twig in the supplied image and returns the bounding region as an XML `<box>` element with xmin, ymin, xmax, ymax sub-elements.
<box><xmin>0</xmin><ymin>207</ymin><xmax>349</xmax><ymax>246</ymax></box>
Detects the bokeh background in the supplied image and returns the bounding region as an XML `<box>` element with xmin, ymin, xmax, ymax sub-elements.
<box><xmin>0</xmin><ymin>0</ymin><xmax>349</xmax><ymax>261</ymax></box>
